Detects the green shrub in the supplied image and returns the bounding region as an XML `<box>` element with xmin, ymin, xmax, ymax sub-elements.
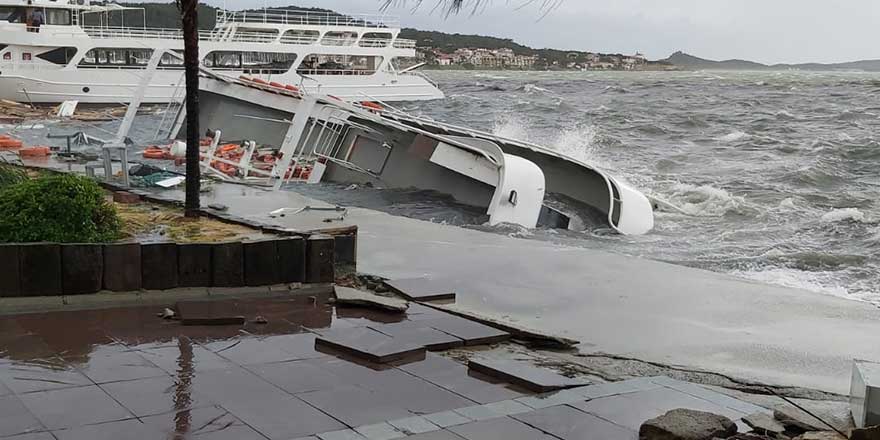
<box><xmin>0</xmin><ymin>174</ymin><xmax>121</xmax><ymax>243</ymax></box>
<box><xmin>0</xmin><ymin>164</ymin><xmax>27</xmax><ymax>189</ymax></box>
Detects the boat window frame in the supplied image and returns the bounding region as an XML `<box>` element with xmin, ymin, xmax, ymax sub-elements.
<box><xmin>296</xmin><ymin>53</ymin><xmax>384</xmax><ymax>76</ymax></box>
<box><xmin>36</xmin><ymin>46</ymin><xmax>77</xmax><ymax>65</ymax></box>
<box><xmin>78</xmin><ymin>47</ymin><xmax>156</xmax><ymax>69</ymax></box>
<box><xmin>280</xmin><ymin>29</ymin><xmax>320</xmax><ymax>45</ymax></box>
<box><xmin>203</xmin><ymin>50</ymin><xmax>298</xmax><ymax>74</ymax></box>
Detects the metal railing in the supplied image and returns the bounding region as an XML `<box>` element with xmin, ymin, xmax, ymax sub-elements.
<box><xmin>76</xmin><ymin>26</ymin><xmax>222</xmax><ymax>41</ymax></box>
<box><xmin>358</xmin><ymin>38</ymin><xmax>391</xmax><ymax>48</ymax></box>
<box><xmin>215</xmin><ymin>9</ymin><xmax>399</xmax><ymax>29</ymax></box>
<box><xmin>319</xmin><ymin>36</ymin><xmax>358</xmax><ymax>47</ymax></box>
<box><xmin>279</xmin><ymin>35</ymin><xmax>319</xmax><ymax>45</ymax></box>
<box><xmin>392</xmin><ymin>39</ymin><xmax>416</xmax><ymax>49</ymax></box>
<box><xmin>296</xmin><ymin>69</ymin><xmax>377</xmax><ymax>76</ymax></box>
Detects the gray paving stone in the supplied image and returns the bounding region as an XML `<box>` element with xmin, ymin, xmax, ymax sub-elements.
<box><xmin>354</xmin><ymin>422</ymin><xmax>405</xmax><ymax>440</ymax></box>
<box><xmin>571</xmin><ymin>377</ymin><xmax>663</xmax><ymax>399</ymax></box>
<box><xmin>315</xmin><ymin>327</ymin><xmax>426</xmax><ymax>364</ymax></box>
<box><xmin>387</xmin><ymin>416</ymin><xmax>440</xmax><ymax>435</ymax></box>
<box><xmin>399</xmin><ymin>432</ymin><xmax>467</xmax><ymax>440</ymax></box>
<box><xmin>513</xmin><ymin>404</ymin><xmax>634</xmax><ymax>440</ymax></box>
<box><xmin>482</xmin><ymin>400</ymin><xmax>533</xmax><ymax>416</ymax></box>
<box><xmin>383</xmin><ymin>278</ymin><xmax>456</xmax><ymax>302</ymax></box>
<box><xmin>452</xmin><ymin>404</ymin><xmax>504</xmax><ymax>421</ymax></box>
<box><xmin>447</xmin><ymin>417</ymin><xmax>557</xmax><ymax>440</ymax></box>
<box><xmin>649</xmin><ymin>376</ymin><xmax>770</xmax><ymax>415</ymax></box>
<box><xmin>318</xmin><ymin>429</ymin><xmax>368</xmax><ymax>440</ymax></box>
<box><xmin>515</xmin><ymin>389</ymin><xmax>585</xmax><ymax>410</ymax></box>
<box><xmin>421</xmin><ymin>316</ymin><xmax>509</xmax><ymax>346</ymax></box>
<box><xmin>423</xmin><ymin>411</ymin><xmax>472</xmax><ymax>428</ymax></box>
<box><xmin>468</xmin><ymin>358</ymin><xmax>589</xmax><ymax>393</ymax></box>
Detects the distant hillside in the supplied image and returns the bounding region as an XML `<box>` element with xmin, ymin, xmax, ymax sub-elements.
<box><xmin>663</xmin><ymin>51</ymin><xmax>880</xmax><ymax>72</ymax></box>
<box><xmin>399</xmin><ymin>28</ymin><xmax>535</xmax><ymax>55</ymax></box>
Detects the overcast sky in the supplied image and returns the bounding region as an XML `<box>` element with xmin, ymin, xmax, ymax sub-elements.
<box><xmin>204</xmin><ymin>0</ymin><xmax>880</xmax><ymax>64</ymax></box>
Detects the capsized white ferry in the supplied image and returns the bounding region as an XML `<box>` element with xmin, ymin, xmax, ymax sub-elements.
<box><xmin>0</xmin><ymin>0</ymin><xmax>443</xmax><ymax>103</ymax></box>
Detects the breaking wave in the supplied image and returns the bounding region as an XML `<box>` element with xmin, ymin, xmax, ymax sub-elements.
<box><xmin>665</xmin><ymin>184</ymin><xmax>752</xmax><ymax>217</ymax></box>
<box><xmin>820</xmin><ymin>208</ymin><xmax>866</xmax><ymax>223</ymax></box>
<box><xmin>716</xmin><ymin>131</ymin><xmax>751</xmax><ymax>143</ymax></box>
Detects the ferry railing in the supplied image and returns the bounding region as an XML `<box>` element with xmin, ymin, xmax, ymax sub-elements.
<box><xmin>75</xmin><ymin>26</ymin><xmax>222</xmax><ymax>41</ymax></box>
<box><xmin>295</xmin><ymin>69</ymin><xmax>377</xmax><ymax>76</ymax></box>
<box><xmin>357</xmin><ymin>38</ymin><xmax>391</xmax><ymax>48</ymax></box>
<box><xmin>392</xmin><ymin>39</ymin><xmax>416</xmax><ymax>49</ymax></box>
<box><xmin>229</xmin><ymin>31</ymin><xmax>279</xmax><ymax>43</ymax></box>
<box><xmin>215</xmin><ymin>9</ymin><xmax>398</xmax><ymax>29</ymax></box>
<box><xmin>319</xmin><ymin>36</ymin><xmax>358</xmax><ymax>47</ymax></box>
<box><xmin>279</xmin><ymin>35</ymin><xmax>319</xmax><ymax>45</ymax></box>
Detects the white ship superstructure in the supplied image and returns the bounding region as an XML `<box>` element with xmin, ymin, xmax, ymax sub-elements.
<box><xmin>0</xmin><ymin>0</ymin><xmax>443</xmax><ymax>103</ymax></box>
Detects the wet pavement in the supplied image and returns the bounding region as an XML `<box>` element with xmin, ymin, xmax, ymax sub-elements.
<box><xmin>0</xmin><ymin>290</ymin><xmax>772</xmax><ymax>440</ymax></box>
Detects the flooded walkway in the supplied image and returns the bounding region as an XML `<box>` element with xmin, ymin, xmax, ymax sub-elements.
<box><xmin>0</xmin><ymin>289</ymin><xmax>770</xmax><ymax>440</ymax></box>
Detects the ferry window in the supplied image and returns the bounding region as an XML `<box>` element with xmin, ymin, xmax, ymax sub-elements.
<box><xmin>159</xmin><ymin>50</ymin><xmax>183</xmax><ymax>68</ymax></box>
<box><xmin>321</xmin><ymin>31</ymin><xmax>358</xmax><ymax>47</ymax></box>
<box><xmin>359</xmin><ymin>32</ymin><xmax>392</xmax><ymax>48</ymax></box>
<box><xmin>297</xmin><ymin>54</ymin><xmax>383</xmax><ymax>75</ymax></box>
<box><xmin>22</xmin><ymin>53</ymin><xmax>32</xmax><ymax>61</ymax></box>
<box><xmin>0</xmin><ymin>7</ymin><xmax>23</xmax><ymax>22</ymax></box>
<box><xmin>36</xmin><ymin>47</ymin><xmax>76</xmax><ymax>65</ymax></box>
<box><xmin>280</xmin><ymin>30</ymin><xmax>319</xmax><ymax>45</ymax></box>
<box><xmin>45</xmin><ymin>9</ymin><xmax>70</xmax><ymax>25</ymax></box>
<box><xmin>203</xmin><ymin>51</ymin><xmax>297</xmax><ymax>74</ymax></box>
<box><xmin>79</xmin><ymin>48</ymin><xmax>155</xmax><ymax>68</ymax></box>
<box><xmin>3</xmin><ymin>53</ymin><xmax>11</xmax><ymax>61</ymax></box>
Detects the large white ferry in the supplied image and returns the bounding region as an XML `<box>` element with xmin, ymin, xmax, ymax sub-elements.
<box><xmin>0</xmin><ymin>0</ymin><xmax>443</xmax><ymax>103</ymax></box>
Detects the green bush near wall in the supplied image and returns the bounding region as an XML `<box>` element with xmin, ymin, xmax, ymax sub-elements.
<box><xmin>0</xmin><ymin>173</ymin><xmax>121</xmax><ymax>243</ymax></box>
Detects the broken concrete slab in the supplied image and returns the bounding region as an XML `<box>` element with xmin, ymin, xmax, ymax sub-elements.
<box><xmin>383</xmin><ymin>278</ymin><xmax>456</xmax><ymax>302</ymax></box>
<box><xmin>141</xmin><ymin>242</ymin><xmax>178</xmax><ymax>291</ymax></box>
<box><xmin>0</xmin><ymin>244</ymin><xmax>20</xmax><ymax>297</ymax></box>
<box><xmin>639</xmin><ymin>408</ymin><xmax>737</xmax><ymax>440</ymax></box>
<box><xmin>852</xmin><ymin>360</ymin><xmax>880</xmax><ymax>428</ymax></box>
<box><xmin>420</xmin><ymin>315</ymin><xmax>509</xmax><ymax>346</ymax></box>
<box><xmin>850</xmin><ymin>426</ymin><xmax>880</xmax><ymax>440</ymax></box>
<box><xmin>210</xmin><ymin>241</ymin><xmax>244</xmax><ymax>287</ymax></box>
<box><xmin>427</xmin><ymin>303</ymin><xmax>578</xmax><ymax>349</ymax></box>
<box><xmin>103</xmin><ymin>242</ymin><xmax>141</xmax><ymax>292</ymax></box>
<box><xmin>369</xmin><ymin>321</ymin><xmax>464</xmax><ymax>351</ymax></box>
<box><xmin>315</xmin><ymin>327</ymin><xmax>426</xmax><ymax>364</ymax></box>
<box><xmin>467</xmin><ymin>358</ymin><xmax>590</xmax><ymax>393</ymax></box>
<box><xmin>20</xmin><ymin>243</ymin><xmax>62</xmax><ymax>296</ymax></box>
<box><xmin>61</xmin><ymin>244</ymin><xmax>103</xmax><ymax>295</ymax></box>
<box><xmin>334</xmin><ymin>286</ymin><xmax>408</xmax><ymax>313</ymax></box>
<box><xmin>176</xmin><ymin>300</ymin><xmax>246</xmax><ymax>326</ymax></box>
<box><xmin>742</xmin><ymin>412</ymin><xmax>786</xmax><ymax>436</ymax></box>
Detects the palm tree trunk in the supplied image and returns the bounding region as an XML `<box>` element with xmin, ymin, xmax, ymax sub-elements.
<box><xmin>179</xmin><ymin>0</ymin><xmax>200</xmax><ymax>218</ymax></box>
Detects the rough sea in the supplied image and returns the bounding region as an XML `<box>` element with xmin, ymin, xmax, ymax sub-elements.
<box><xmin>334</xmin><ymin>70</ymin><xmax>880</xmax><ymax>305</ymax></box>
<box><xmin>6</xmin><ymin>70</ymin><xmax>879</xmax><ymax>305</ymax></box>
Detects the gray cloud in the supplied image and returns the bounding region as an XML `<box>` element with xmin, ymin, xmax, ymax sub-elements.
<box><xmin>204</xmin><ymin>0</ymin><xmax>880</xmax><ymax>63</ymax></box>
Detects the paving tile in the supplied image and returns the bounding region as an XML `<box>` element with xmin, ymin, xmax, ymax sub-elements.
<box><xmin>65</xmin><ymin>346</ymin><xmax>167</xmax><ymax>384</ymax></box>
<box><xmin>481</xmin><ymin>400</ymin><xmax>533</xmax><ymax>416</ymax></box>
<box><xmin>403</xmin><ymin>304</ymin><xmax>452</xmax><ymax>321</ymax></box>
<box><xmin>368</xmin><ymin>371</ymin><xmax>477</xmax><ymax>415</ymax></box>
<box><xmin>420</xmin><ymin>317</ymin><xmax>509</xmax><ymax>346</ymax></box>
<box><xmin>261</xmin><ymin>333</ymin><xmax>327</xmax><ymax>361</ymax></box>
<box><xmin>571</xmin><ymin>377</ymin><xmax>664</xmax><ymax>400</ymax></box>
<box><xmin>570</xmin><ymin>386</ymin><xmax>744</xmax><ymax>431</ymax></box>
<box><xmin>397</xmin><ymin>355</ymin><xmax>528</xmax><ymax>404</ymax></box>
<box><xmin>316</xmin><ymin>327</ymin><xmax>426</xmax><ymax>364</ymax></box>
<box><xmin>142</xmin><ymin>405</ymin><xmax>266</xmax><ymax>440</ymax></box>
<box><xmin>354</xmin><ymin>422</ymin><xmax>405</xmax><ymax>440</ymax></box>
<box><xmin>51</xmin><ymin>418</ymin><xmax>162</xmax><ymax>440</ymax></box>
<box><xmin>649</xmin><ymin>376</ymin><xmax>771</xmax><ymax>415</ymax></box>
<box><xmin>397</xmin><ymin>431</ymin><xmax>467</xmax><ymax>440</ymax></box>
<box><xmin>0</xmin><ymin>394</ymin><xmax>45</xmax><ymax>437</ymax></box>
<box><xmin>369</xmin><ymin>322</ymin><xmax>464</xmax><ymax>351</ymax></box>
<box><xmin>203</xmin><ymin>337</ymin><xmax>303</xmax><ymax>366</ymax></box>
<box><xmin>468</xmin><ymin>358</ymin><xmax>589</xmax><ymax>393</ymax></box>
<box><xmin>453</xmin><ymin>404</ymin><xmax>504</xmax><ymax>421</ymax></box>
<box><xmin>318</xmin><ymin>429</ymin><xmax>368</xmax><ymax>440</ymax></box>
<box><xmin>4</xmin><ymin>433</ymin><xmax>56</xmax><ymax>440</ymax></box>
<box><xmin>447</xmin><ymin>417</ymin><xmax>557</xmax><ymax>440</ymax></box>
<box><xmin>20</xmin><ymin>385</ymin><xmax>132</xmax><ymax>430</ymax></box>
<box><xmin>423</xmin><ymin>411</ymin><xmax>472</xmax><ymax>428</ymax></box>
<box><xmin>297</xmin><ymin>385</ymin><xmax>413</xmax><ymax>428</ymax></box>
<box><xmin>387</xmin><ymin>416</ymin><xmax>440</xmax><ymax>435</ymax></box>
<box><xmin>383</xmin><ymin>278</ymin><xmax>457</xmax><ymax>302</ymax></box>
<box><xmin>0</xmin><ymin>359</ymin><xmax>92</xmax><ymax>394</ymax></box>
<box><xmin>188</xmin><ymin>366</ymin><xmax>285</xmax><ymax>406</ymax></box>
<box><xmin>223</xmin><ymin>393</ymin><xmax>346</xmax><ymax>440</ymax></box>
<box><xmin>515</xmin><ymin>389</ymin><xmax>586</xmax><ymax>410</ymax></box>
<box><xmin>247</xmin><ymin>359</ymin><xmax>346</xmax><ymax>394</ymax></box>
<box><xmin>100</xmin><ymin>374</ymin><xmax>211</xmax><ymax>417</ymax></box>
<box><xmin>136</xmin><ymin>341</ymin><xmax>235</xmax><ymax>374</ymax></box>
<box><xmin>513</xmin><ymin>404</ymin><xmax>635</xmax><ymax>440</ymax></box>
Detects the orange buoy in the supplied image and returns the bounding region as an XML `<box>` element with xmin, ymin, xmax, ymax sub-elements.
<box><xmin>238</xmin><ymin>75</ymin><xmax>251</xmax><ymax>82</ymax></box>
<box><xmin>269</xmin><ymin>81</ymin><xmax>284</xmax><ymax>88</ymax></box>
<box><xmin>252</xmin><ymin>78</ymin><xmax>268</xmax><ymax>85</ymax></box>
<box><xmin>284</xmin><ymin>84</ymin><xmax>299</xmax><ymax>92</ymax></box>
<box><xmin>18</xmin><ymin>146</ymin><xmax>50</xmax><ymax>157</ymax></box>
<box><xmin>142</xmin><ymin>147</ymin><xmax>167</xmax><ymax>159</ymax></box>
<box><xmin>0</xmin><ymin>139</ymin><xmax>23</xmax><ymax>149</ymax></box>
